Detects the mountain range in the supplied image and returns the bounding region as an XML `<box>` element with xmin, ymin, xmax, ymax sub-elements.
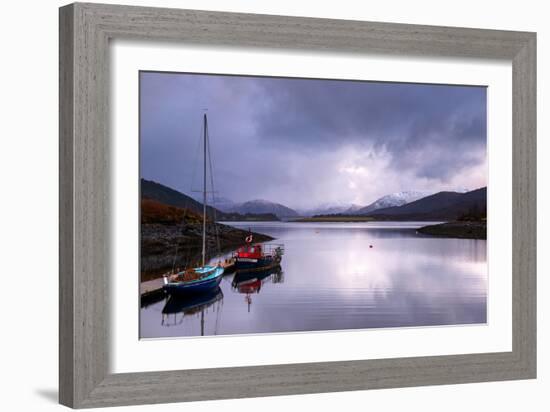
<box><xmin>364</xmin><ymin>187</ymin><xmax>486</xmax><ymax>220</ymax></box>
<box><xmin>141</xmin><ymin>179</ymin><xmax>280</xmax><ymax>221</ymax></box>
<box><xmin>355</xmin><ymin>191</ymin><xmax>433</xmax><ymax>215</ymax></box>
<box><xmin>142</xmin><ymin>178</ymin><xmax>222</xmax><ymax>217</ymax></box>
<box><xmin>215</xmin><ymin>198</ymin><xmax>299</xmax><ymax>218</ymax></box>
<box><xmin>142</xmin><ymin>178</ymin><xmax>485</xmax><ymax>222</ymax></box>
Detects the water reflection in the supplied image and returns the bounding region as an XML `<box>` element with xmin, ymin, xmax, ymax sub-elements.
<box><xmin>140</xmin><ymin>221</ymin><xmax>487</xmax><ymax>338</ymax></box>
<box><xmin>232</xmin><ymin>266</ymin><xmax>284</xmax><ymax>312</ymax></box>
<box><xmin>160</xmin><ymin>287</ymin><xmax>224</xmax><ymax>336</ymax></box>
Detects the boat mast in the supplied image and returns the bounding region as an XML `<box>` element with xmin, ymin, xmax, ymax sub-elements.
<box><xmin>202</xmin><ymin>113</ymin><xmax>207</xmax><ymax>267</ymax></box>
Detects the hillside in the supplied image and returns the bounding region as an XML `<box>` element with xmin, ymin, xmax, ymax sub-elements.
<box><xmin>142</xmin><ymin>178</ymin><xmax>223</xmax><ymax>216</ymax></box>
<box><xmin>365</xmin><ymin>187</ymin><xmax>486</xmax><ymax>221</ymax></box>
<box><xmin>141</xmin><ymin>179</ymin><xmax>279</xmax><ymax>221</ymax></box>
<box><xmin>357</xmin><ymin>191</ymin><xmax>431</xmax><ymax>214</ymax></box>
<box><xmin>231</xmin><ymin>199</ymin><xmax>299</xmax><ymax>218</ymax></box>
<box><xmin>188</xmin><ymin>190</ymin><xmax>298</xmax><ymax>219</ymax></box>
<box><xmin>141</xmin><ymin>197</ymin><xmax>202</xmax><ymax>225</ymax></box>
<box><xmin>140</xmin><ymin>198</ymin><xmax>274</xmax><ymax>280</ymax></box>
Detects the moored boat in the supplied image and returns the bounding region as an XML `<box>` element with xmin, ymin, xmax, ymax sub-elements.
<box><xmin>163</xmin><ymin>265</ymin><xmax>224</xmax><ymax>294</ymax></box>
<box><xmin>162</xmin><ymin>113</ymin><xmax>224</xmax><ymax>295</ymax></box>
<box><xmin>233</xmin><ymin>235</ymin><xmax>284</xmax><ymax>272</ymax></box>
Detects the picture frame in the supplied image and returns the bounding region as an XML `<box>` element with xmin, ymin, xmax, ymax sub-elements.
<box><xmin>59</xmin><ymin>2</ymin><xmax>536</xmax><ymax>408</ymax></box>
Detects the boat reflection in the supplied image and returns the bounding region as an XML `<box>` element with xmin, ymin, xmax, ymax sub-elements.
<box><xmin>231</xmin><ymin>265</ymin><xmax>284</xmax><ymax>312</ymax></box>
<box><xmin>161</xmin><ymin>287</ymin><xmax>224</xmax><ymax>335</ymax></box>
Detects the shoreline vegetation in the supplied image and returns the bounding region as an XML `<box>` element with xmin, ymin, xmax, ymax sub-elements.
<box><xmin>221</xmin><ymin>212</ymin><xmax>279</xmax><ymax>221</ymax></box>
<box><xmin>294</xmin><ymin>215</ymin><xmax>486</xmax><ymax>240</ymax></box>
<box><xmin>295</xmin><ymin>216</ymin><xmax>375</xmax><ymax>222</ymax></box>
<box><xmin>141</xmin><ymin>198</ymin><xmax>273</xmax><ymax>281</ymax></box>
<box><xmin>416</xmin><ymin>205</ymin><xmax>487</xmax><ymax>239</ymax></box>
<box><xmin>417</xmin><ymin>220</ymin><xmax>486</xmax><ymax>240</ymax></box>
<box><xmin>294</xmin><ymin>216</ymin><xmax>486</xmax><ymax>239</ymax></box>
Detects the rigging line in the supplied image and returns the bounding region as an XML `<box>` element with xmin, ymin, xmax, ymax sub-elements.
<box><xmin>179</xmin><ymin>203</ymin><xmax>189</xmax><ymax>270</ymax></box>
<box><xmin>202</xmin><ymin>114</ymin><xmax>207</xmax><ymax>267</ymax></box>
<box><xmin>181</xmin><ymin>117</ymin><xmax>204</xmax><ymax>270</ymax></box>
<box><xmin>171</xmin><ymin>243</ymin><xmax>179</xmax><ymax>273</ymax></box>
<box><xmin>183</xmin><ymin>244</ymin><xmax>192</xmax><ymax>270</ymax></box>
<box><xmin>206</xmin><ymin>123</ymin><xmax>222</xmax><ymax>255</ymax></box>
<box><xmin>189</xmin><ymin>117</ymin><xmax>204</xmax><ymax>195</ymax></box>
<box><xmin>214</xmin><ymin>296</ymin><xmax>222</xmax><ymax>336</ymax></box>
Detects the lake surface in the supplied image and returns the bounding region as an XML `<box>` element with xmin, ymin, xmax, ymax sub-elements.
<box><xmin>140</xmin><ymin>221</ymin><xmax>487</xmax><ymax>338</ymax></box>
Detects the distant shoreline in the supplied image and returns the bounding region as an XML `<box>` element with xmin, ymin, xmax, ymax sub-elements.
<box><xmin>417</xmin><ymin>221</ymin><xmax>486</xmax><ymax>240</ymax></box>
<box><xmin>294</xmin><ymin>216</ymin><xmax>376</xmax><ymax>223</ymax></box>
<box><xmin>265</xmin><ymin>217</ymin><xmax>487</xmax><ymax>240</ymax></box>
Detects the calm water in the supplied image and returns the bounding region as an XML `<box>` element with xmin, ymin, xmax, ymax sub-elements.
<box><xmin>140</xmin><ymin>221</ymin><xmax>487</xmax><ymax>338</ymax></box>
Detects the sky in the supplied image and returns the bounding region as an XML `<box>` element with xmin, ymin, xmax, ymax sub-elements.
<box><xmin>140</xmin><ymin>71</ymin><xmax>487</xmax><ymax>210</ymax></box>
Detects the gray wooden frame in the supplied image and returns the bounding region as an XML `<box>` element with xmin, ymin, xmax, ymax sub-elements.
<box><xmin>59</xmin><ymin>2</ymin><xmax>536</xmax><ymax>408</ymax></box>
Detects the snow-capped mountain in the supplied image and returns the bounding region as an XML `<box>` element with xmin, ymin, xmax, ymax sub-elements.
<box><xmin>356</xmin><ymin>191</ymin><xmax>433</xmax><ymax>215</ymax></box>
<box><xmin>453</xmin><ymin>187</ymin><xmax>470</xmax><ymax>194</ymax></box>
<box><xmin>362</xmin><ymin>187</ymin><xmax>486</xmax><ymax>220</ymax></box>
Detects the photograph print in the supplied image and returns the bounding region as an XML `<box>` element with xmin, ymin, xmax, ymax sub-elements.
<box><xmin>139</xmin><ymin>71</ymin><xmax>487</xmax><ymax>338</ymax></box>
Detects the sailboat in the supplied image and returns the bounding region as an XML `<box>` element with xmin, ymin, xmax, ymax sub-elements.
<box><xmin>162</xmin><ymin>114</ymin><xmax>225</xmax><ymax>295</ymax></box>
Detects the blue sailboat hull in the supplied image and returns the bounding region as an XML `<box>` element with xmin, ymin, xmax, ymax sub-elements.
<box><xmin>163</xmin><ymin>266</ymin><xmax>224</xmax><ymax>295</ymax></box>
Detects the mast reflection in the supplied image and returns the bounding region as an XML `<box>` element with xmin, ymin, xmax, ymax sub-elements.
<box><xmin>161</xmin><ymin>287</ymin><xmax>224</xmax><ymax>335</ymax></box>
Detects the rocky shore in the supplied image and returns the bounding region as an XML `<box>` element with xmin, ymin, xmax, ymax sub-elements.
<box><xmin>141</xmin><ymin>199</ymin><xmax>273</xmax><ymax>281</ymax></box>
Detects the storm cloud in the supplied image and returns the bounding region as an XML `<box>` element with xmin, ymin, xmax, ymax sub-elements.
<box><xmin>140</xmin><ymin>72</ymin><xmax>486</xmax><ymax>210</ymax></box>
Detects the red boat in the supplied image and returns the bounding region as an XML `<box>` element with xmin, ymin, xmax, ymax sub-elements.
<box><xmin>233</xmin><ymin>235</ymin><xmax>284</xmax><ymax>272</ymax></box>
